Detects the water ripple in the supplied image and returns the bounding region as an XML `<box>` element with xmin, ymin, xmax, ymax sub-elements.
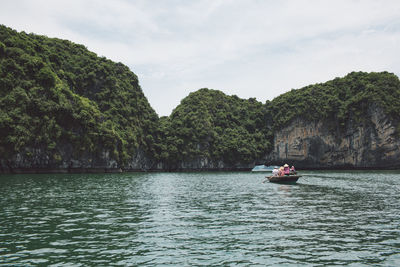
<box><xmin>1</xmin><ymin>171</ymin><xmax>400</xmax><ymax>265</ymax></box>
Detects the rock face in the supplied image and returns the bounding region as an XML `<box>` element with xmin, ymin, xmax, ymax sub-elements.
<box><xmin>0</xmin><ymin>147</ymin><xmax>156</xmax><ymax>173</ymax></box>
<box><xmin>267</xmin><ymin>105</ymin><xmax>400</xmax><ymax>169</ymax></box>
<box><xmin>0</xmin><ymin>147</ymin><xmax>120</xmax><ymax>173</ymax></box>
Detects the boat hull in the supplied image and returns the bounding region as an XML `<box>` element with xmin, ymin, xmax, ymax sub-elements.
<box><xmin>267</xmin><ymin>175</ymin><xmax>301</xmax><ymax>184</ymax></box>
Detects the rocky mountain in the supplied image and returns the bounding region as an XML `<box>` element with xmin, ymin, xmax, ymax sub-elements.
<box><xmin>0</xmin><ymin>25</ymin><xmax>158</xmax><ymax>173</ymax></box>
<box><xmin>152</xmin><ymin>88</ymin><xmax>273</xmax><ymax>170</ymax></box>
<box><xmin>266</xmin><ymin>71</ymin><xmax>400</xmax><ymax>169</ymax></box>
<box><xmin>155</xmin><ymin>72</ymin><xmax>400</xmax><ymax>170</ymax></box>
<box><xmin>1</xmin><ymin>25</ymin><xmax>399</xmax><ymax>173</ymax></box>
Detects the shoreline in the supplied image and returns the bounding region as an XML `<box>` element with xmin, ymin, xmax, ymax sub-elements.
<box><xmin>1</xmin><ymin>166</ymin><xmax>400</xmax><ymax>174</ymax></box>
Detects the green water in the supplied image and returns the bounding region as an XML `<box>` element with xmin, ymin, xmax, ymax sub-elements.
<box><xmin>1</xmin><ymin>171</ymin><xmax>399</xmax><ymax>266</ymax></box>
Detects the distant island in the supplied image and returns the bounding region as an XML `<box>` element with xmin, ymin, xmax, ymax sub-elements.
<box><xmin>1</xmin><ymin>25</ymin><xmax>399</xmax><ymax>173</ymax></box>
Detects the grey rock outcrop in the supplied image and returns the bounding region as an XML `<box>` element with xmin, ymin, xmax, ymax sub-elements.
<box><xmin>266</xmin><ymin>105</ymin><xmax>400</xmax><ymax>169</ymax></box>
<box><xmin>0</xmin><ymin>146</ymin><xmax>123</xmax><ymax>173</ymax></box>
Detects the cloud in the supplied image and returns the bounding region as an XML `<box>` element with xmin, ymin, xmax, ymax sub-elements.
<box><xmin>1</xmin><ymin>0</ymin><xmax>400</xmax><ymax>115</ymax></box>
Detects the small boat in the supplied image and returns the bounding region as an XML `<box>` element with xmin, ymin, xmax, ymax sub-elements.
<box><xmin>266</xmin><ymin>175</ymin><xmax>301</xmax><ymax>184</ymax></box>
<box><xmin>252</xmin><ymin>165</ymin><xmax>279</xmax><ymax>172</ymax></box>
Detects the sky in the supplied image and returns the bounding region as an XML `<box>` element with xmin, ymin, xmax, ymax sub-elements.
<box><xmin>1</xmin><ymin>0</ymin><xmax>400</xmax><ymax>116</ymax></box>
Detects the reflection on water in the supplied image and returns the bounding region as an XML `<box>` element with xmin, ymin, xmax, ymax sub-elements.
<box><xmin>1</xmin><ymin>171</ymin><xmax>400</xmax><ymax>266</ymax></box>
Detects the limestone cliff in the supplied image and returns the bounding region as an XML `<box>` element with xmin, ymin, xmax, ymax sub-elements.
<box><xmin>0</xmin><ymin>146</ymin><xmax>156</xmax><ymax>173</ymax></box>
<box><xmin>267</xmin><ymin>105</ymin><xmax>400</xmax><ymax>169</ymax></box>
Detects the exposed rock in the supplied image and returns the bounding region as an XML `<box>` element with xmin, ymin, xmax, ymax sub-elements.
<box><xmin>266</xmin><ymin>105</ymin><xmax>400</xmax><ymax>169</ymax></box>
<box><xmin>0</xmin><ymin>146</ymin><xmax>123</xmax><ymax>173</ymax></box>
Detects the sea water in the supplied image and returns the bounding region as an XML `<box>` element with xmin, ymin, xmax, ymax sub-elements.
<box><xmin>1</xmin><ymin>171</ymin><xmax>399</xmax><ymax>266</ymax></box>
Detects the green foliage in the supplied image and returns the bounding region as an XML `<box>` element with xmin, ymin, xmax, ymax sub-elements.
<box><xmin>0</xmin><ymin>41</ymin><xmax>5</xmax><ymax>56</ymax></box>
<box><xmin>154</xmin><ymin>89</ymin><xmax>273</xmax><ymax>167</ymax></box>
<box><xmin>268</xmin><ymin>71</ymin><xmax>400</xmax><ymax>132</ymax></box>
<box><xmin>36</xmin><ymin>66</ymin><xmax>55</xmax><ymax>88</ymax></box>
<box><xmin>0</xmin><ymin>25</ymin><xmax>158</xmax><ymax>165</ymax></box>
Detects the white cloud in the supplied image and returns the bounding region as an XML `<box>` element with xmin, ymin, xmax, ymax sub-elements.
<box><xmin>1</xmin><ymin>0</ymin><xmax>400</xmax><ymax>115</ymax></box>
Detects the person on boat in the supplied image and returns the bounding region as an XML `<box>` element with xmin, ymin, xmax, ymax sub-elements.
<box><xmin>290</xmin><ymin>165</ymin><xmax>296</xmax><ymax>174</ymax></box>
<box><xmin>278</xmin><ymin>166</ymin><xmax>284</xmax><ymax>176</ymax></box>
<box><xmin>272</xmin><ymin>167</ymin><xmax>279</xmax><ymax>176</ymax></box>
<box><xmin>283</xmin><ymin>164</ymin><xmax>290</xmax><ymax>175</ymax></box>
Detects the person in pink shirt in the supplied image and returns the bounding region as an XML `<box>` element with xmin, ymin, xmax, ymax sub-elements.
<box><xmin>290</xmin><ymin>165</ymin><xmax>296</xmax><ymax>174</ymax></box>
<box><xmin>283</xmin><ymin>164</ymin><xmax>290</xmax><ymax>175</ymax></box>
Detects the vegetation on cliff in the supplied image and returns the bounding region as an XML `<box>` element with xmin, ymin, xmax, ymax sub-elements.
<box><xmin>153</xmin><ymin>89</ymin><xmax>273</xmax><ymax>168</ymax></box>
<box><xmin>0</xmin><ymin>25</ymin><xmax>158</xmax><ymax>166</ymax></box>
<box><xmin>268</xmin><ymin>71</ymin><xmax>400</xmax><ymax>133</ymax></box>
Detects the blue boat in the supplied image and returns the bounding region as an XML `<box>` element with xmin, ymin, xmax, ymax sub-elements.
<box><xmin>251</xmin><ymin>165</ymin><xmax>279</xmax><ymax>172</ymax></box>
